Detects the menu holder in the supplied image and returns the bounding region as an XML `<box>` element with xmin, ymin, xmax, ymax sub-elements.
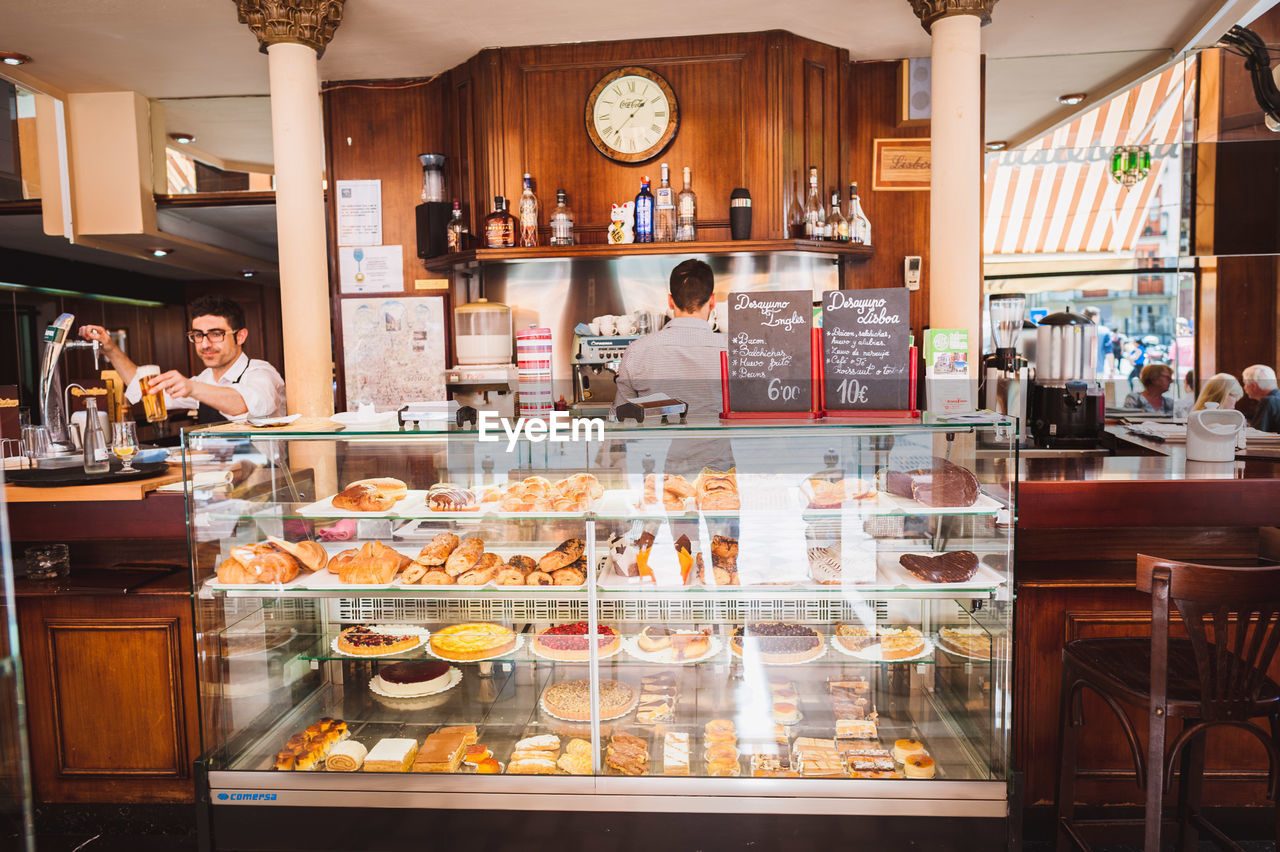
<box><xmin>719</xmin><ymin>289</ymin><xmax>820</xmax><ymax>420</ymax></box>
<box><xmin>818</xmin><ymin>343</ymin><xmax>919</xmax><ymax>419</ymax></box>
<box><xmin>719</xmin><ymin>329</ymin><xmax>822</xmax><ymax>420</ymax></box>
<box><xmin>817</xmin><ymin>287</ymin><xmax>919</xmax><ymax>419</ymax></box>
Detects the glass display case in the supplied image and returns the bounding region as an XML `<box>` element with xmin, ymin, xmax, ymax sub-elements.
<box><xmin>0</xmin><ymin>478</ymin><xmax>35</xmax><ymax>852</ymax></box>
<box><xmin>188</xmin><ymin>417</ymin><xmax>1015</xmax><ymax>828</ymax></box>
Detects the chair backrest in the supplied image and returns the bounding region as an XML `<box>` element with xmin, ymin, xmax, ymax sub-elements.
<box><xmin>1137</xmin><ymin>554</ymin><xmax>1280</xmax><ymax>719</ymax></box>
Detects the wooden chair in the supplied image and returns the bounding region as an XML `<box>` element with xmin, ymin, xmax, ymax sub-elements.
<box><xmin>1056</xmin><ymin>554</ymin><xmax>1280</xmax><ymax>851</ymax></box>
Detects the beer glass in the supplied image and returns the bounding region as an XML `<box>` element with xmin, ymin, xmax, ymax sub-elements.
<box><xmin>112</xmin><ymin>421</ymin><xmax>139</xmax><ymax>472</ymax></box>
<box><xmin>136</xmin><ymin>365</ymin><xmax>168</xmax><ymax>423</ymax></box>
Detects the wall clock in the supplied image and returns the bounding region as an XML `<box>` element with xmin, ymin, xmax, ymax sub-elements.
<box><xmin>585</xmin><ymin>66</ymin><xmax>679</xmax><ymax>163</ymax></box>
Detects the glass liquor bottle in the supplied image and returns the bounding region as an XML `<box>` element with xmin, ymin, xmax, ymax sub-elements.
<box><xmin>549</xmin><ymin>189</ymin><xmax>575</xmax><ymax>247</ymax></box>
<box><xmin>484</xmin><ymin>196</ymin><xmax>516</xmax><ymax>248</ymax></box>
<box><xmin>446</xmin><ymin>198</ymin><xmax>469</xmax><ymax>253</ymax></box>
<box><xmin>828</xmin><ymin>191</ymin><xmax>848</xmax><ymax>242</ymax></box>
<box><xmin>804</xmin><ymin>166</ymin><xmax>825</xmax><ymax>240</ymax></box>
<box><xmin>847</xmin><ymin>182</ymin><xmax>871</xmax><ymax>246</ymax></box>
<box><xmin>676</xmin><ymin>166</ymin><xmax>697</xmax><ymax>242</ymax></box>
<box><xmin>518</xmin><ymin>173</ymin><xmax>539</xmax><ymax>247</ymax></box>
<box><xmin>634</xmin><ymin>176</ymin><xmax>654</xmax><ymax>243</ymax></box>
<box><xmin>82</xmin><ymin>397</ymin><xmax>110</xmax><ymax>474</ymax></box>
<box><xmin>654</xmin><ymin>163</ymin><xmax>676</xmax><ymax>242</ymax></box>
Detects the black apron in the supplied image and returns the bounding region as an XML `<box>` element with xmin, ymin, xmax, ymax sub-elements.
<box><xmin>196</xmin><ymin>359</ymin><xmax>252</xmax><ymax>425</ymax></box>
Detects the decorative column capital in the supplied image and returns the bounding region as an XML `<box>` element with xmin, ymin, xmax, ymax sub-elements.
<box><xmin>235</xmin><ymin>0</ymin><xmax>345</xmax><ymax>58</ymax></box>
<box><xmin>908</xmin><ymin>0</ymin><xmax>998</xmax><ymax>33</ymax></box>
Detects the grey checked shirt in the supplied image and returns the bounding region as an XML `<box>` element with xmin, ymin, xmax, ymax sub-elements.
<box><xmin>611</xmin><ymin>317</ymin><xmax>727</xmax><ymax>423</ymax></box>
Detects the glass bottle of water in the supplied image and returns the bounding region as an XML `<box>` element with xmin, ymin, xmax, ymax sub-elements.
<box><xmin>549</xmin><ymin>189</ymin><xmax>575</xmax><ymax>246</ymax></box>
<box><xmin>82</xmin><ymin>397</ymin><xmax>110</xmax><ymax>474</ymax></box>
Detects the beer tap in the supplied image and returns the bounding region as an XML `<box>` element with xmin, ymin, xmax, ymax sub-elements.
<box><xmin>36</xmin><ymin>314</ymin><xmax>101</xmax><ymax>455</ymax></box>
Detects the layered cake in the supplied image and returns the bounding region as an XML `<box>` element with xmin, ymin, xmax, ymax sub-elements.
<box><xmin>541</xmin><ymin>678</ymin><xmax>636</xmax><ymax>721</ymax></box>
<box><xmin>533</xmin><ymin>622</ymin><xmax>621</xmax><ymax>661</ymax></box>
<box><xmin>370</xmin><ymin>660</ymin><xmax>455</xmax><ymax>697</ymax></box>
<box><xmin>834</xmin><ymin>623</ymin><xmax>877</xmax><ymax>652</ymax></box>
<box><xmin>730</xmin><ymin>622</ymin><xmax>824</xmax><ymax>663</ymax></box>
<box><xmin>429</xmin><ymin>622</ymin><xmax>516</xmax><ymax>661</ymax></box>
<box><xmin>336</xmin><ymin>624</ymin><xmax>423</xmax><ymax>656</ymax></box>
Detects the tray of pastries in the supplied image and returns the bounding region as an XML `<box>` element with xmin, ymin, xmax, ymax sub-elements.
<box><xmin>298</xmin><ymin>478</ymin><xmax>421</xmax><ymax>517</ymax></box>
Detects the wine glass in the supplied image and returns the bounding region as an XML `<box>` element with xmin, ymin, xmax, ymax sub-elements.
<box><xmin>112</xmin><ymin>421</ymin><xmax>139</xmax><ymax>472</ymax></box>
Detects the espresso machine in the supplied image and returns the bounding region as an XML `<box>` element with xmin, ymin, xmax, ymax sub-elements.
<box><xmin>981</xmin><ymin>293</ymin><xmax>1030</xmax><ymax>442</ymax></box>
<box><xmin>569</xmin><ymin>334</ymin><xmax>639</xmax><ymax>417</ymax></box>
<box><xmin>1028</xmin><ymin>309</ymin><xmax>1105</xmax><ymax>448</ymax></box>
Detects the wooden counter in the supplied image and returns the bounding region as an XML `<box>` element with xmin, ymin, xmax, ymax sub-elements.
<box><xmin>3</xmin><ymin>465</ymin><xmax>183</xmax><ymax>503</ymax></box>
<box><xmin>1013</xmin><ymin>454</ymin><xmax>1280</xmax><ymax>811</ymax></box>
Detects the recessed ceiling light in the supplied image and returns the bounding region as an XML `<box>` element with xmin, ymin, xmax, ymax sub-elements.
<box><xmin>149</xmin><ymin>248</ymin><xmax>174</xmax><ymax>258</ymax></box>
<box><xmin>0</xmin><ymin>52</ymin><xmax>32</xmax><ymax>66</ymax></box>
<box><xmin>986</xmin><ymin>141</ymin><xmax>1008</xmax><ymax>152</ymax></box>
<box><xmin>1057</xmin><ymin>93</ymin><xmax>1087</xmax><ymax>106</ymax></box>
<box><xmin>241</xmin><ymin>269</ymin><xmax>256</xmax><ymax>278</ymax></box>
<box><xmin>168</xmin><ymin>132</ymin><xmax>195</xmax><ymax>144</ymax></box>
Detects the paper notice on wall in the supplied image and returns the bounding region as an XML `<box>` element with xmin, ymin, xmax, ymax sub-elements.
<box><xmin>339</xmin><ymin>245</ymin><xmax>403</xmax><ymax>294</ymax></box>
<box><xmin>335</xmin><ymin>179</ymin><xmax>382</xmax><ymax>245</ymax></box>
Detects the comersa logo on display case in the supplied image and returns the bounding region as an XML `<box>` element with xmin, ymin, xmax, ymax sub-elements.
<box><xmin>218</xmin><ymin>792</ymin><xmax>278</xmax><ymax>802</ymax></box>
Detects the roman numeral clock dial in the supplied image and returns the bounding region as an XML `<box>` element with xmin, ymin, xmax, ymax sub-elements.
<box><xmin>585</xmin><ymin>66</ymin><xmax>680</xmax><ymax>163</ymax></box>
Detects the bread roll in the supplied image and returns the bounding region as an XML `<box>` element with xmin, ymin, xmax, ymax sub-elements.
<box><xmin>350</xmin><ymin>477</ymin><xmax>408</xmax><ymax>501</ymax></box>
<box><xmin>538</xmin><ymin>538</ymin><xmax>585</xmax><ymax>573</ymax></box>
<box><xmin>400</xmin><ymin>565</ymin><xmax>427</xmax><ymax>585</ymax></box>
<box><xmin>524</xmin><ymin>571</ymin><xmax>553</xmax><ymax>586</ymax></box>
<box><xmin>494</xmin><ymin>567</ymin><xmax>526</xmax><ymax>586</ymax></box>
<box><xmin>552</xmin><ymin>566</ymin><xmax>586</xmax><ymax>586</ymax></box>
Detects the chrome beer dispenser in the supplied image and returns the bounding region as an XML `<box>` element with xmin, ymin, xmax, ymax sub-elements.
<box><xmin>1028</xmin><ymin>309</ymin><xmax>1105</xmax><ymax>448</ymax></box>
<box><xmin>981</xmin><ymin>293</ymin><xmax>1030</xmax><ymax>440</ymax></box>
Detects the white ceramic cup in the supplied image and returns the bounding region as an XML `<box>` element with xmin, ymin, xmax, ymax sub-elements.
<box><xmin>596</xmin><ymin>315</ymin><xmax>617</xmax><ymax>335</ymax></box>
<box><xmin>587</xmin><ymin>320</ymin><xmax>602</xmax><ymax>336</ymax></box>
<box><xmin>617</xmin><ymin>317</ymin><xmax>638</xmax><ymax>335</ymax></box>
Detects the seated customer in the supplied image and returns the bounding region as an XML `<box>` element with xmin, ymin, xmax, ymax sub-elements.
<box><xmin>1243</xmin><ymin>364</ymin><xmax>1280</xmax><ymax>432</ymax></box>
<box><xmin>1123</xmin><ymin>363</ymin><xmax>1174</xmax><ymax>415</ymax></box>
<box><xmin>1190</xmin><ymin>372</ymin><xmax>1243</xmax><ymax>413</ymax></box>
<box><xmin>1172</xmin><ymin>369</ymin><xmax>1196</xmax><ymax>419</ymax></box>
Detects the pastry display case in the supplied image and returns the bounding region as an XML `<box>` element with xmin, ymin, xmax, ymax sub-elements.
<box><xmin>187</xmin><ymin>417</ymin><xmax>1015</xmax><ymax>834</ymax></box>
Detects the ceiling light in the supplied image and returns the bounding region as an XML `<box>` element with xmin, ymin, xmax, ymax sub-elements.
<box><xmin>985</xmin><ymin>141</ymin><xmax>1008</xmax><ymax>152</ymax></box>
<box><xmin>1057</xmin><ymin>93</ymin><xmax>1087</xmax><ymax>106</ymax></box>
<box><xmin>241</xmin><ymin>269</ymin><xmax>256</xmax><ymax>278</ymax></box>
<box><xmin>0</xmin><ymin>52</ymin><xmax>32</xmax><ymax>66</ymax></box>
<box><xmin>168</xmin><ymin>132</ymin><xmax>195</xmax><ymax>145</ymax></box>
<box><xmin>149</xmin><ymin>248</ymin><xmax>173</xmax><ymax>258</ymax></box>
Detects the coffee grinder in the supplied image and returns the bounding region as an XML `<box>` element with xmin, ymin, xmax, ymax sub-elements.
<box><xmin>981</xmin><ymin>293</ymin><xmax>1030</xmax><ymax>441</ymax></box>
<box><xmin>1028</xmin><ymin>309</ymin><xmax>1105</xmax><ymax>448</ymax></box>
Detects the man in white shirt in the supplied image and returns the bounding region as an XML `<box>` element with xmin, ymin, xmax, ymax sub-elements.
<box><xmin>79</xmin><ymin>295</ymin><xmax>285</xmax><ymax>424</ymax></box>
<box><xmin>612</xmin><ymin>259</ymin><xmax>727</xmax><ymax>423</ymax></box>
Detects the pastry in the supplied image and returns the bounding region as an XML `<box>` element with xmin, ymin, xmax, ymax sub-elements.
<box><xmin>772</xmin><ymin>702</ymin><xmax>800</xmax><ymax>724</ymax></box>
<box><xmin>706</xmin><ymin>759</ymin><xmax>740</xmax><ymax>776</ymax></box>
<box><xmin>331</xmin><ymin>541</ymin><xmax>409</xmax><ymax>584</ymax></box>
<box><xmin>507</xmin><ymin>756</ymin><xmax>557</xmax><ymax>774</ymax></box>
<box><xmin>807</xmin><ymin>545</ymin><xmax>843</xmax><ymax>585</ymax></box>
<box><xmin>695</xmin><ymin>468</ymin><xmax>740</xmax><ymax>511</ymax></box>
<box><xmin>414</xmin><ymin>533</ymin><xmax>460</xmax><ymax>566</ymax></box>
<box><xmin>413</xmin><ymin>731</ymin><xmax>468</xmax><ymax>772</ymax></box>
<box><xmin>662</xmin><ymin>732</ymin><xmax>690</xmax><ymax>776</ymax></box>
<box><xmin>268</xmin><ymin>537</ymin><xmax>328</xmax><ymax>572</ymax></box>
<box><xmin>457</xmin><ymin>553</ymin><xmax>500</xmax><ymax>585</ymax></box>
<box><xmin>463</xmin><ymin>745</ymin><xmax>491</xmax><ymax>765</ymax></box>
<box><xmin>806</xmin><ymin>477</ymin><xmax>878</xmax><ymax>509</ymax></box>
<box><xmin>884</xmin><ymin>457</ymin><xmax>980</xmax><ymax>507</ymax></box>
<box><xmin>606</xmin><ymin>732</ymin><xmax>649</xmax><ymax>776</ymax></box>
<box><xmin>494</xmin><ymin>566</ymin><xmax>527</xmax><ymax>586</ymax></box>
<box><xmin>893</xmin><ymin>738</ymin><xmax>927</xmax><ymax>764</ymax></box>
<box><xmin>542</xmin><ymin>679</ymin><xmax>635</xmax><ymax>722</ymax></box>
<box><xmin>938</xmin><ymin>626</ymin><xmax>994</xmax><ymax>658</ymax></box>
<box><xmin>637</xmin><ymin>626</ymin><xmax>674</xmax><ymax>652</ymax></box>
<box><xmin>427</xmin><ymin>486</ymin><xmax>479</xmax><ymax>512</ymax></box>
<box><xmin>324</xmin><ymin>741</ymin><xmax>367</xmax><ymax>772</ymax></box>
<box><xmin>565</xmin><ymin>738</ymin><xmax>593</xmax><ymax>759</ymax></box>
<box><xmin>419</xmin><ymin>570</ymin><xmax>453</xmax><ymax>585</ymax></box>
<box><xmin>672</xmin><ymin>629</ymin><xmax>711</xmax><ymax>661</ymax></box>
<box><xmin>218</xmin><ymin>541</ymin><xmax>301</xmax><ymax>585</ymax></box>
<box><xmin>507</xmin><ymin>555</ymin><xmax>536</xmax><ymax>573</ymax></box>
<box><xmin>730</xmin><ymin>622</ymin><xmax>824</xmax><ymax>663</ymax></box>
<box><xmin>438</xmin><ymin>726</ymin><xmax>478</xmax><ymax>746</ymax></box>
<box><xmin>336</xmin><ymin>624</ymin><xmax>422</xmax><ymax>656</ymax></box>
<box><xmin>704</xmin><ymin>743</ymin><xmax>739</xmax><ymax>763</ymax></box>
<box><xmin>370</xmin><ymin>660</ymin><xmax>454</xmax><ymax>697</ymax></box>
<box><xmin>514</xmin><ymin>734</ymin><xmax>560</xmax><ymax>752</ymax></box>
<box><xmin>835</xmin><ymin>720</ymin><xmax>878</xmax><ymax>740</ymax></box>
<box><xmin>555</xmin><ymin>473</ymin><xmax>603</xmax><ymax>501</ymax></box>
<box><xmin>899</xmin><ymin>551</ymin><xmax>979</xmax><ymax>584</ymax></box>
<box><xmin>524</xmin><ymin>570</ymin><xmax>553</xmax><ymax>586</ymax></box>
<box><xmin>704</xmin><ymin>720</ymin><xmax>736</xmax><ymax>743</ymax></box>
<box><xmin>332</xmin><ymin>477</ymin><xmax>407</xmax><ymax>511</ymax></box>
<box><xmin>273</xmin><ymin>750</ymin><xmax>295</xmax><ymax>771</ymax></box>
<box><xmin>476</xmin><ymin>758</ymin><xmax>501</xmax><ymax>774</ymax></box>
<box><xmin>835</xmin><ymin>623</ymin><xmax>878</xmax><ymax>652</ymax></box>
<box><xmin>878</xmin><ymin>626</ymin><xmax>926</xmax><ymax>660</ymax></box>
<box><xmin>534</xmin><ymin>622</ymin><xmax>620</xmax><ymax>661</ymax></box>
<box><xmin>399</xmin><ymin>565</ymin><xmax>427</xmax><ymax>585</ymax></box>
<box><xmin>538</xmin><ymin>538</ymin><xmax>585</xmax><ymax>573</ymax></box>
<box><xmin>552</xmin><ymin>564</ymin><xmax>587</xmax><ymax>586</ymax></box>
<box><xmin>429</xmin><ymin>622</ymin><xmax>516</xmax><ymax>661</ymax></box>
<box><xmin>557</xmin><ymin>752</ymin><xmax>593</xmax><ymax>775</ymax></box>
<box><xmin>751</xmin><ymin>754</ymin><xmax>799</xmax><ymax>778</ymax></box>
<box><xmin>363</xmin><ymin>738</ymin><xmax>418</xmax><ymax>772</ymax></box>
<box><xmin>295</xmin><ymin>751</ymin><xmax>318</xmax><ymax>771</ymax></box>
<box><xmin>444</xmin><ymin>536</ymin><xmax>484</xmax><ymax>577</ymax></box>
<box><xmin>903</xmin><ymin>753</ymin><xmax>936</xmax><ymax>779</ymax></box>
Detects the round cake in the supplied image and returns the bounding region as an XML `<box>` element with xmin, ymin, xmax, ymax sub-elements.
<box><xmin>429</xmin><ymin>622</ymin><xmax>516</xmax><ymax>661</ymax></box>
<box><xmin>370</xmin><ymin>660</ymin><xmax>454</xmax><ymax>697</ymax></box>
<box><xmin>541</xmin><ymin>678</ymin><xmax>636</xmax><ymax>721</ymax></box>
<box><xmin>533</xmin><ymin>622</ymin><xmax>621</xmax><ymax>661</ymax></box>
<box><xmin>730</xmin><ymin>622</ymin><xmax>824</xmax><ymax>663</ymax></box>
<box><xmin>835</xmin><ymin>623</ymin><xmax>877</xmax><ymax>653</ymax></box>
<box><xmin>336</xmin><ymin>624</ymin><xmax>422</xmax><ymax>656</ymax></box>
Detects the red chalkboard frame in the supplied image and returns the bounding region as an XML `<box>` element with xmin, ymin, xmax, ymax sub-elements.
<box><xmin>718</xmin><ymin>328</ymin><xmax>822</xmax><ymax>420</ymax></box>
<box><xmin>818</xmin><ymin>341</ymin><xmax>921</xmax><ymax>419</ymax></box>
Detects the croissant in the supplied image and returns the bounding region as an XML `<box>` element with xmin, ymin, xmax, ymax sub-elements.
<box><xmin>420</xmin><ymin>570</ymin><xmax>454</xmax><ymax>585</ymax></box>
<box><xmin>333</xmin><ymin>541</ymin><xmax>407</xmax><ymax>584</ymax></box>
<box><xmin>538</xmin><ymin>538</ymin><xmax>585</xmax><ymax>573</ymax></box>
<box><xmin>415</xmin><ymin>533</ymin><xmax>460</xmax><ymax>566</ymax></box>
<box><xmin>494</xmin><ymin>567</ymin><xmax>527</xmax><ymax>585</ymax></box>
<box><xmin>444</xmin><ymin>537</ymin><xmax>484</xmax><ymax>577</ymax></box>
<box><xmin>525</xmin><ymin>570</ymin><xmax>553</xmax><ymax>586</ymax></box>
<box><xmin>268</xmin><ymin>537</ymin><xmax>328</xmax><ymax>572</ymax></box>
<box><xmin>218</xmin><ymin>542</ymin><xmax>299</xmax><ymax>584</ymax></box>
<box><xmin>552</xmin><ymin>566</ymin><xmax>586</xmax><ymax>586</ymax></box>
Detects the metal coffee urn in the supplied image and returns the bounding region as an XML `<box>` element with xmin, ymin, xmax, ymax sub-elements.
<box><xmin>1028</xmin><ymin>309</ymin><xmax>1105</xmax><ymax>448</ymax></box>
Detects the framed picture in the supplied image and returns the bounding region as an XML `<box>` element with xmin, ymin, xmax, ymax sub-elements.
<box><xmin>873</xmin><ymin>138</ymin><xmax>931</xmax><ymax>191</ymax></box>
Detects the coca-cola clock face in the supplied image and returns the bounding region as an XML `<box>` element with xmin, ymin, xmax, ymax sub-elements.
<box><xmin>585</xmin><ymin>66</ymin><xmax>679</xmax><ymax>164</ymax></box>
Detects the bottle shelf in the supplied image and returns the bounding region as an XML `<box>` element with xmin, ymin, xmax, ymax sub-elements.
<box><xmin>421</xmin><ymin>239</ymin><xmax>874</xmax><ymax>272</ymax></box>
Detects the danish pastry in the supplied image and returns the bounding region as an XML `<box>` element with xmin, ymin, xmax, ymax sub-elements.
<box><xmin>538</xmin><ymin>538</ymin><xmax>585</xmax><ymax>573</ymax></box>
<box><xmin>444</xmin><ymin>537</ymin><xmax>484</xmax><ymax>577</ymax></box>
<box><xmin>415</xmin><ymin>533</ymin><xmax>460</xmax><ymax>566</ymax></box>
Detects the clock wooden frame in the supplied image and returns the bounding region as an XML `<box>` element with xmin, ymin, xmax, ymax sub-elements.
<box><xmin>584</xmin><ymin>66</ymin><xmax>680</xmax><ymax>164</ymax></box>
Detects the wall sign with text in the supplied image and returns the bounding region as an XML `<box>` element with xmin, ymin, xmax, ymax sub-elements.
<box><xmin>821</xmin><ymin>288</ymin><xmax>911</xmax><ymax>411</ymax></box>
<box><xmin>873</xmin><ymin>138</ymin><xmax>930</xmax><ymax>191</ymax></box>
<box><xmin>726</xmin><ymin>290</ymin><xmax>813</xmax><ymax>413</ymax></box>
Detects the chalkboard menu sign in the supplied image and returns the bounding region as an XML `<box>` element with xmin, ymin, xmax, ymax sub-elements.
<box><xmin>726</xmin><ymin>290</ymin><xmax>813</xmax><ymax>413</ymax></box>
<box><xmin>822</xmin><ymin>288</ymin><xmax>911</xmax><ymax>411</ymax></box>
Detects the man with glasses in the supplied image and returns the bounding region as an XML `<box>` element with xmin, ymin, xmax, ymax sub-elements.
<box><xmin>78</xmin><ymin>295</ymin><xmax>285</xmax><ymax>424</ymax></box>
